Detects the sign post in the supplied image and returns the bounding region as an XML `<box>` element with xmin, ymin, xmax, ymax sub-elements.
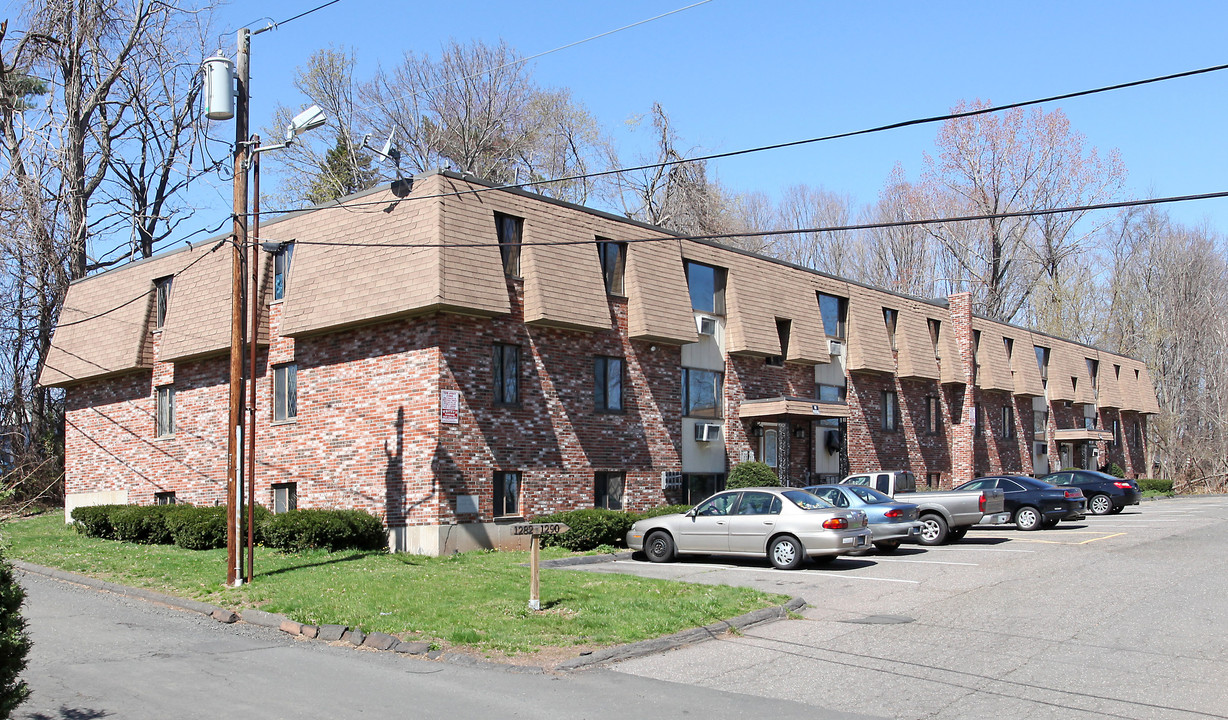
<box><xmin>513</xmin><ymin>522</ymin><xmax>570</xmax><ymax>611</ymax></box>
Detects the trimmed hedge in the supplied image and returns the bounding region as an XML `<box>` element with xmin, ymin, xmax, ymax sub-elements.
<box><xmin>636</xmin><ymin>504</ymin><xmax>693</xmax><ymax>519</ymax></box>
<box><xmin>72</xmin><ymin>503</ymin><xmax>382</xmax><ymax>553</ymax></box>
<box><xmin>534</xmin><ymin>509</ymin><xmax>636</xmax><ymax>552</ymax></box>
<box><xmin>259</xmin><ymin>509</ymin><xmax>386</xmax><ymax>553</ymax></box>
<box><xmin>726</xmin><ymin>461</ymin><xmax>780</xmax><ymax>489</ymax></box>
<box><xmin>1139</xmin><ymin>478</ymin><xmax>1174</xmax><ymax>494</ymax></box>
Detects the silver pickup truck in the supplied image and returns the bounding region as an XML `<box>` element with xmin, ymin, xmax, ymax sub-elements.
<box><xmin>841</xmin><ymin>471</ymin><xmax>1010</xmax><ymax>545</ymax></box>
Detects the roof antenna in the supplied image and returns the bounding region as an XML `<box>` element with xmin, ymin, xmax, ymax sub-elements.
<box><xmin>361</xmin><ymin>130</ymin><xmax>411</xmax><ymax>198</ymax></box>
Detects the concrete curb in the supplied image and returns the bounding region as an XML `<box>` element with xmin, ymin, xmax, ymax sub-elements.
<box><xmin>555</xmin><ymin>596</ymin><xmax>807</xmax><ymax>671</ymax></box>
<box><xmin>15</xmin><ymin>558</ymin><xmax>806</xmax><ymax>672</ymax></box>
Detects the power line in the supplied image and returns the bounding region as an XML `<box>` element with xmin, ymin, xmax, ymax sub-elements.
<box><xmin>252</xmin><ymin>59</ymin><xmax>1228</xmax><ymax>217</ymax></box>
<box><xmin>278</xmin><ymin>189</ymin><xmax>1228</xmax><ymax>249</ymax></box>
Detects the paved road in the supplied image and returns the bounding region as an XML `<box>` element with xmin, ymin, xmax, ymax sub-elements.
<box><xmin>578</xmin><ymin>496</ymin><xmax>1228</xmax><ymax>720</ymax></box>
<box><xmin>14</xmin><ymin>565</ymin><xmax>871</xmax><ymax>720</ymax></box>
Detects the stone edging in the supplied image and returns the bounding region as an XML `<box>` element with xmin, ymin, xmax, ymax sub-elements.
<box><xmin>12</xmin><ymin>559</ymin><xmax>806</xmax><ymax>671</ymax></box>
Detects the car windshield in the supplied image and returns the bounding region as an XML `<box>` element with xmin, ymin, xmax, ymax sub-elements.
<box><xmin>848</xmin><ymin>486</ymin><xmax>892</xmax><ymax>504</ymax></box>
<box><xmin>781</xmin><ymin>489</ymin><xmax>833</xmax><ymax>510</ymax></box>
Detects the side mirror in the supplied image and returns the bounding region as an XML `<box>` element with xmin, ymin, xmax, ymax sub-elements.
<box><xmin>685</xmin><ymin>507</ymin><xmax>698</xmax><ymax>520</ymax></box>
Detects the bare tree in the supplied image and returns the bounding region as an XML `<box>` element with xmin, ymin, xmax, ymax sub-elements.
<box><xmin>853</xmin><ymin>166</ymin><xmax>936</xmax><ymax>295</ymax></box>
<box><xmin>920</xmin><ymin>101</ymin><xmax>1124</xmax><ymax>322</ymax></box>
<box><xmin>771</xmin><ymin>184</ymin><xmax>855</xmax><ymax>276</ymax></box>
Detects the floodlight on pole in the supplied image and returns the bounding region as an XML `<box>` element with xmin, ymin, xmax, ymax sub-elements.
<box><xmin>251</xmin><ymin>104</ymin><xmax>327</xmax><ymax>154</ymax></box>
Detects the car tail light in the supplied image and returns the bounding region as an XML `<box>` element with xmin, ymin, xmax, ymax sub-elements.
<box><xmin>1114</xmin><ymin>482</ymin><xmax>1133</xmax><ymax>489</ymax></box>
<box><xmin>823</xmin><ymin>517</ymin><xmax>849</xmax><ymax>530</ymax></box>
<box><xmin>978</xmin><ymin>493</ymin><xmax>986</xmax><ymax>513</ymax></box>
<box><xmin>1064</xmin><ymin>489</ymin><xmax>1082</xmax><ymax>499</ymax></box>
<box><xmin>883</xmin><ymin>508</ymin><xmax>902</xmax><ymax>519</ymax></box>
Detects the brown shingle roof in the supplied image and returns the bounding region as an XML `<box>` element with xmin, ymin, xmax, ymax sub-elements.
<box><xmin>1002</xmin><ymin>326</ymin><xmax>1045</xmax><ymax>396</ymax></box>
<box><xmin>39</xmin><ymin>246</ymin><xmax>209</xmax><ymax>387</ymax></box>
<box><xmin>1119</xmin><ymin>358</ymin><xmax>1160</xmax><ymax>414</ymax></box>
<box><xmin>159</xmin><ymin>246</ymin><xmax>272</xmax><ymax>362</ymax></box>
<box><xmin>1094</xmin><ymin>351</ymin><xmax>1124</xmax><ymax>409</ymax></box>
<box><xmin>845</xmin><ymin>286</ymin><xmax>896</xmax><ymax>374</ymax></box>
<box><xmin>895</xmin><ymin>301</ymin><xmax>939</xmax><ymax>380</ymax></box>
<box><xmin>971</xmin><ymin>319</ymin><xmax>1014</xmax><ymax>393</ymax></box>
<box><xmin>625</xmin><ymin>238</ymin><xmax>696</xmax><ymax>344</ymax></box>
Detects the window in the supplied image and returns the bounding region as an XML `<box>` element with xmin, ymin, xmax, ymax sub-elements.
<box><xmin>817</xmin><ymin>384</ymin><xmax>846</xmax><ymax>403</ymax></box>
<box><xmin>156</xmin><ymin>385</ymin><xmax>175</xmax><ymax>437</ymax></box>
<box><xmin>928</xmin><ymin>319</ymin><xmax>942</xmax><ymax>358</ymax></box>
<box><xmin>495</xmin><ymin>212</ymin><xmax>522</xmax><ymax>277</ymax></box>
<box><xmin>593</xmin><ymin>356</ymin><xmax>623</xmax><ymax>411</ymax></box>
<box><xmin>493</xmin><ymin>471</ymin><xmax>521</xmax><ymax>517</ymax></box>
<box><xmin>761</xmin><ymin>425</ymin><xmax>779</xmax><ymax>468</ymax></box>
<box><xmin>1035</xmin><ymin>346</ymin><xmax>1050</xmax><ymax>383</ymax></box>
<box><xmin>155</xmin><ymin>491</ymin><xmax>176</xmax><ymax>505</ymax></box>
<box><xmin>1133</xmin><ymin>421</ymin><xmax>1142</xmax><ymax>449</ymax></box>
<box><xmin>1113</xmin><ymin>419</ymin><xmax>1121</xmax><ymax>447</ymax></box>
<box><xmin>682</xmin><ymin>368</ymin><xmax>723</xmax><ymax>418</ymax></box>
<box><xmin>682</xmin><ymin>474</ymin><xmax>724</xmax><ymax>505</ymax></box>
<box><xmin>926</xmin><ymin>472</ymin><xmax>941</xmax><ymax>488</ymax></box>
<box><xmin>155</xmin><ymin>276</ymin><xmax>173</xmax><ymax>329</ymax></box>
<box><xmin>492</xmin><ymin>344</ymin><xmax>519</xmax><ymax>405</ymax></box>
<box><xmin>684</xmin><ymin>261</ymin><xmax>726</xmax><ymax>314</ymax></box>
<box><xmin>273</xmin><ymin>363</ymin><xmax>297</xmax><ymax>422</ymax></box>
<box><xmin>273</xmin><ymin>242</ymin><xmax>294</xmax><ymax>301</ymax></box>
<box><xmin>972</xmin><ymin>330</ymin><xmax>982</xmax><ymax>384</ymax></box>
<box><xmin>766</xmin><ymin>318</ymin><xmax>791</xmax><ymax>366</ymax></box>
<box><xmin>883</xmin><ymin>308</ymin><xmax>898</xmax><ymax>351</ymax></box>
<box><xmin>924</xmin><ymin>396</ymin><xmax>940</xmax><ymax>434</ymax></box>
<box><xmin>1087</xmin><ymin>358</ymin><xmax>1099</xmax><ymax>390</ymax></box>
<box><xmin>818</xmin><ymin>292</ymin><xmax>847</xmax><ymax>338</ymax></box>
<box><xmin>735</xmin><ymin>491</ymin><xmax>781</xmax><ymax>516</ymax></box>
<box><xmin>1035</xmin><ymin>410</ymin><xmax>1049</xmax><ymax>435</ymax></box>
<box><xmin>1003</xmin><ymin>336</ymin><xmax>1014</xmax><ymax>363</ymax></box>
<box><xmin>881</xmin><ymin>390</ymin><xmax>898</xmax><ymax>432</ymax></box>
<box><xmin>594</xmin><ymin>471</ymin><xmax>625</xmax><ymax>510</ymax></box>
<box><xmin>1114</xmin><ymin>364</ymin><xmax>1121</xmax><ymax>381</ymax></box>
<box><xmin>695</xmin><ymin>492</ymin><xmax>738</xmax><ymax>516</ymax></box>
<box><xmin>597</xmin><ymin>240</ymin><xmax>626</xmax><ymax>295</ymax></box>
<box><xmin>1001</xmin><ymin>405</ymin><xmax>1015</xmax><ymax>439</ymax></box>
<box><xmin>974</xmin><ymin>402</ymin><xmax>984</xmax><ymax>436</ymax></box>
<box><xmin>272</xmin><ymin>482</ymin><xmax>298</xmax><ymax>513</ymax></box>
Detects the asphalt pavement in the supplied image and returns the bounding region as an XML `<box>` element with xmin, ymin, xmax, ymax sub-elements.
<box><xmin>581</xmin><ymin>496</ymin><xmax>1228</xmax><ymax>720</ymax></box>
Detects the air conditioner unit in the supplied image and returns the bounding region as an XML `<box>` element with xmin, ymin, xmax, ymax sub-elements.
<box><xmin>828</xmin><ymin>339</ymin><xmax>843</xmax><ymax>356</ymax></box>
<box><xmin>694</xmin><ymin>422</ymin><xmax>721</xmax><ymax>442</ymax></box>
<box><xmin>696</xmin><ymin>316</ymin><xmax>717</xmax><ymax>336</ymax></box>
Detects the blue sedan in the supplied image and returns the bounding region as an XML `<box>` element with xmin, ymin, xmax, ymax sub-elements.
<box><xmin>804</xmin><ymin>484</ymin><xmax>923</xmax><ymax>553</ymax></box>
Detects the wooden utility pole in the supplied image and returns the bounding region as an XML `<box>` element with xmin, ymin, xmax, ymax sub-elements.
<box><xmin>227</xmin><ymin>27</ymin><xmax>250</xmax><ymax>587</ymax></box>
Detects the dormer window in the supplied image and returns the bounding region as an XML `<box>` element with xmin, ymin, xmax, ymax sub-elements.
<box><xmin>818</xmin><ymin>292</ymin><xmax>847</xmax><ymax>339</ymax></box>
<box><xmin>155</xmin><ymin>276</ymin><xmax>173</xmax><ymax>329</ymax></box>
<box><xmin>883</xmin><ymin>309</ymin><xmax>898</xmax><ymax>351</ymax></box>
<box><xmin>684</xmin><ymin>261</ymin><xmax>726</xmax><ymax>315</ymax></box>
<box><xmin>928</xmin><ymin>319</ymin><xmax>941</xmax><ymax>358</ymax></box>
<box><xmin>597</xmin><ymin>240</ymin><xmax>626</xmax><ymax>295</ymax></box>
<box><xmin>1035</xmin><ymin>346</ymin><xmax>1050</xmax><ymax>384</ymax></box>
<box><xmin>495</xmin><ymin>212</ymin><xmax>523</xmax><ymax>277</ymax></box>
<box><xmin>1086</xmin><ymin>358</ymin><xmax>1099</xmax><ymax>390</ymax></box>
<box><xmin>273</xmin><ymin>242</ymin><xmax>295</xmax><ymax>301</ymax></box>
<box><xmin>766</xmin><ymin>318</ymin><xmax>791</xmax><ymax>366</ymax></box>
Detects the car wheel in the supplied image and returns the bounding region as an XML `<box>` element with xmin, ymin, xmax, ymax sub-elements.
<box><xmin>874</xmin><ymin>540</ymin><xmax>901</xmax><ymax>554</ymax></box>
<box><xmin>644</xmin><ymin>531</ymin><xmax>675</xmax><ymax>563</ymax></box>
<box><xmin>1015</xmin><ymin>506</ymin><xmax>1042</xmax><ymax>531</ymax></box>
<box><xmin>1088</xmin><ymin>494</ymin><xmax>1113</xmax><ymax>515</ymax></box>
<box><xmin>769</xmin><ymin>535</ymin><xmax>805</xmax><ymax>570</ymax></box>
<box><xmin>1109</xmin><ymin>505</ymin><xmax>1125</xmax><ymax>514</ymax></box>
<box><xmin>947</xmin><ymin>527</ymin><xmax>968</xmax><ymax>542</ymax></box>
<box><xmin>1042</xmin><ymin>518</ymin><xmax>1060</xmax><ymax>529</ymax></box>
<box><xmin>918</xmin><ymin>514</ymin><xmax>948</xmax><ymax>545</ymax></box>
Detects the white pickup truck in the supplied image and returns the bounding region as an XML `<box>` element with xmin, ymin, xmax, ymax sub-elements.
<box><xmin>840</xmin><ymin>471</ymin><xmax>1010</xmax><ymax>545</ymax></box>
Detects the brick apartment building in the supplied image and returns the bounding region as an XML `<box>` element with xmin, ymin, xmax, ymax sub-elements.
<box><xmin>40</xmin><ymin>171</ymin><xmax>1160</xmax><ymax>554</ymax></box>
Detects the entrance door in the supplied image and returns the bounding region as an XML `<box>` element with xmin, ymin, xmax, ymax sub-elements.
<box><xmin>759</xmin><ymin>424</ymin><xmax>780</xmax><ymax>469</ymax></box>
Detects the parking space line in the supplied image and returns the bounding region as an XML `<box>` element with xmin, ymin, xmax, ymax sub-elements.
<box><xmin>943</xmin><ymin>547</ymin><xmax>1036</xmax><ymax>553</ymax></box>
<box><xmin>869</xmin><ymin>558</ymin><xmax>978</xmax><ymax>566</ymax></box>
<box><xmin>986</xmin><ymin>531</ymin><xmax>1126</xmax><ymax>545</ymax></box>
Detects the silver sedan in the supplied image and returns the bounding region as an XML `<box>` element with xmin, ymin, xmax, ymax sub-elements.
<box><xmin>627</xmin><ymin>486</ymin><xmax>872</xmax><ymax>570</ymax></box>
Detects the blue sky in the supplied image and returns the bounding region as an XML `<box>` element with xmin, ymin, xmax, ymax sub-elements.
<box><xmin>203</xmin><ymin>1</ymin><xmax>1228</xmax><ymax>234</ymax></box>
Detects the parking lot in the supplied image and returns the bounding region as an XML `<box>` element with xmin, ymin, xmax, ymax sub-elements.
<box><xmin>569</xmin><ymin>496</ymin><xmax>1228</xmax><ymax>719</ymax></box>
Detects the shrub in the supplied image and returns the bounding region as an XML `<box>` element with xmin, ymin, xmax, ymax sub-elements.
<box><xmin>110</xmin><ymin>504</ymin><xmax>186</xmax><ymax>545</ymax></box>
<box><xmin>1138</xmin><ymin>478</ymin><xmax>1174</xmax><ymax>494</ymax></box>
<box><xmin>71</xmin><ymin>504</ymin><xmax>124</xmax><ymax>539</ymax></box>
<box><xmin>260</xmin><ymin>509</ymin><xmax>386</xmax><ymax>553</ymax></box>
<box><xmin>1105</xmin><ymin>463</ymin><xmax>1126</xmax><ymax>478</ymax></box>
<box><xmin>532</xmin><ymin>508</ymin><xmax>637</xmax><ymax>551</ymax></box>
<box><xmin>726</xmin><ymin>461</ymin><xmax>779</xmax><ymax>489</ymax></box>
<box><xmin>165</xmin><ymin>506</ymin><xmax>228</xmax><ymax>550</ymax></box>
<box><xmin>0</xmin><ymin>550</ymin><xmax>31</xmax><ymax>719</ymax></box>
<box><xmin>635</xmin><ymin>504</ymin><xmax>693</xmax><ymax>519</ymax></box>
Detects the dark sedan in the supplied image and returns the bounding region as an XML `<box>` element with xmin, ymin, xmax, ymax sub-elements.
<box><xmin>1040</xmin><ymin>470</ymin><xmax>1141</xmax><ymax>515</ymax></box>
<box><xmin>954</xmin><ymin>476</ymin><xmax>1085</xmax><ymax>531</ymax></box>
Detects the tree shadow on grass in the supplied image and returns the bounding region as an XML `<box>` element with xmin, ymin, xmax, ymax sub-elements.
<box><xmin>255</xmin><ymin>551</ymin><xmax>385</xmax><ymax>579</ymax></box>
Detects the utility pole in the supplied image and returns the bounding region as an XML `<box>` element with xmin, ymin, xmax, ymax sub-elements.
<box><xmin>227</xmin><ymin>27</ymin><xmax>250</xmax><ymax>587</ymax></box>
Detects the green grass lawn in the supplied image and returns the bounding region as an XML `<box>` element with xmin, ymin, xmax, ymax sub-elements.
<box><xmin>1</xmin><ymin>514</ymin><xmax>785</xmax><ymax>656</ymax></box>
